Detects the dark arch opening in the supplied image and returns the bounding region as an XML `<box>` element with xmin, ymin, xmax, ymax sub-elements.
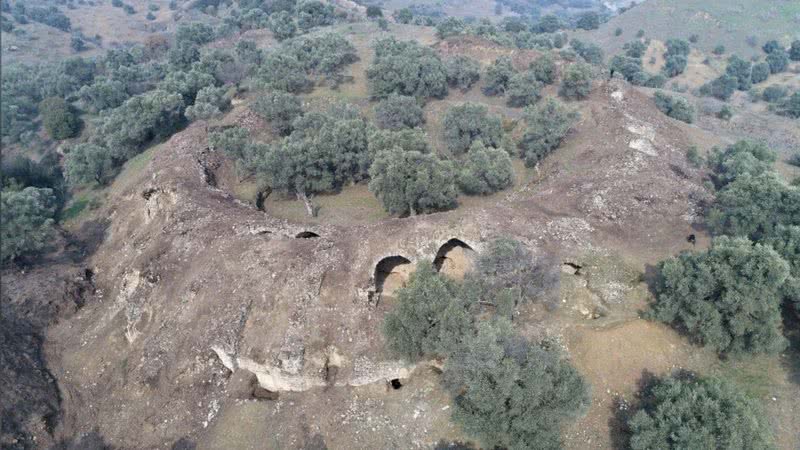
<box><xmin>390</xmin><ymin>378</ymin><xmax>403</xmax><ymax>390</ymax></box>
<box><xmin>434</xmin><ymin>238</ymin><xmax>474</xmax><ymax>272</ymax></box>
<box><xmin>374</xmin><ymin>255</ymin><xmax>412</xmax><ymax>295</ymax></box>
<box><xmin>296</xmin><ymin>231</ymin><xmax>320</xmax><ymax>239</ymax></box>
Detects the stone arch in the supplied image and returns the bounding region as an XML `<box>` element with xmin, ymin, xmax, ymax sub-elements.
<box><xmin>295</xmin><ymin>231</ymin><xmax>320</xmax><ymax>239</ymax></box>
<box><xmin>434</xmin><ymin>238</ymin><xmax>475</xmax><ymax>280</ymax></box>
<box><xmin>373</xmin><ymin>256</ymin><xmax>413</xmax><ymax>297</ymax></box>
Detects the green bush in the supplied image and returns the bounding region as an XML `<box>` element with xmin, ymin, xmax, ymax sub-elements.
<box><xmin>707</xmin><ymin>173</ymin><xmax>799</xmax><ymax>241</ymax></box>
<box><xmin>39</xmin><ymin>97</ymin><xmax>80</xmax><ymax>140</ymax></box>
<box><xmin>628</xmin><ymin>374</ymin><xmax>774</xmax><ymax>450</ymax></box>
<box><xmin>251</xmin><ymin>91</ymin><xmax>303</xmax><ymax>135</ymax></box>
<box><xmin>570</xmin><ymin>39</ymin><xmax>604</xmax><ymax>65</ymax></box>
<box><xmin>368</xmin><ymin>150</ymin><xmax>457</xmax><ymax>216</ymax></box>
<box><xmin>483</xmin><ymin>56</ymin><xmax>515</xmax><ymax>96</ymax></box>
<box><xmin>712</xmin><ymin>44</ymin><xmax>725</xmax><ymax>55</ymax></box>
<box><xmin>686</xmin><ymin>146</ymin><xmax>703</xmax><ymax>167</ymax></box>
<box><xmin>268</xmin><ymin>11</ymin><xmax>297</xmax><ymax>41</ymax></box>
<box><xmin>649</xmin><ymin>236</ymin><xmax>789</xmax><ymax>355</ymax></box>
<box><xmin>458</xmin><ymin>141</ymin><xmax>514</xmax><ymax>195</ymax></box>
<box><xmin>259</xmin><ymin>105</ymin><xmax>370</xmax><ymax>201</ymax></box>
<box><xmin>706</xmin><ymin>140</ymin><xmax>777</xmax><ymax>189</ymax></box>
<box><xmin>761</xmin><ymin>84</ymin><xmax>788</xmax><ymax>103</ymax></box>
<box><xmin>506</xmin><ymin>71</ymin><xmax>542</xmax><ymax>107</ymax></box>
<box><xmin>1</xmin><ymin>187</ymin><xmax>57</xmax><ymax>263</ymax></box>
<box><xmin>791</xmin><ymin>40</ymin><xmax>800</xmax><ymax>61</ymax></box>
<box><xmin>559</xmin><ymin>63</ymin><xmax>592</xmax><ymax>100</ymax></box>
<box><xmin>778</xmin><ymin>91</ymin><xmax>800</xmax><ymax>119</ymax></box>
<box><xmin>209</xmin><ymin>126</ymin><xmax>250</xmax><ymax>169</ymax></box>
<box><xmin>382</xmin><ymin>262</ymin><xmax>472</xmax><ymax>360</ymax></box>
<box><xmin>750</xmin><ymin>62</ymin><xmax>771</xmax><ymax>84</ymax></box>
<box><xmin>374</xmin><ymin>94</ymin><xmax>424</xmax><ymax>130</ymax></box>
<box><xmin>530</xmin><ymin>53</ymin><xmax>557</xmax><ymax>85</ymax></box>
<box><xmin>367</xmin><ymin>37</ymin><xmax>448</xmax><ymax>99</ymax></box>
<box><xmin>443</xmin><ymin>319</ymin><xmax>590</xmax><ymax>450</ymax></box>
<box><xmin>653</xmin><ymin>91</ymin><xmax>694</xmax><ymax>124</ymax></box>
<box><xmin>435</xmin><ymin>17</ymin><xmax>465</xmax><ymax>39</ymax></box>
<box><xmin>258</xmin><ymin>52</ymin><xmax>310</xmax><ymax>93</ymax></box>
<box><xmin>445</xmin><ymin>56</ymin><xmax>480</xmax><ymax>91</ymax></box>
<box><xmin>766</xmin><ymin>50</ymin><xmax>789</xmax><ymax>74</ymax></box>
<box><xmin>725</xmin><ymin>55</ymin><xmax>752</xmax><ymax>91</ymax></box>
<box><xmin>518</xmin><ymin>98</ymin><xmax>577</xmax><ymax>167</ymax></box>
<box><xmin>442</xmin><ymin>103</ymin><xmax>503</xmax><ymax>155</ymax></box>
<box><xmin>575</xmin><ymin>11</ymin><xmax>599</xmax><ymax>30</ymax></box>
<box><xmin>367</xmin><ymin>128</ymin><xmax>430</xmax><ymax>155</ymax></box>
<box><xmin>64</xmin><ymin>143</ymin><xmax>114</xmax><ymax>186</ymax></box>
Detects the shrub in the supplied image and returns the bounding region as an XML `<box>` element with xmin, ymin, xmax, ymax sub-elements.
<box><xmin>483</xmin><ymin>56</ymin><xmax>515</xmax><ymax>96</ymax></box>
<box><xmin>708</xmin><ymin>172</ymin><xmax>800</xmax><ymax>242</ymax></box>
<box><xmin>518</xmin><ymin>98</ymin><xmax>577</xmax><ymax>167</ymax></box>
<box><xmin>368</xmin><ymin>150</ymin><xmax>457</xmax><ymax>216</ymax></box>
<box><xmin>64</xmin><ymin>143</ymin><xmax>114</xmax><ymax>186</ymax></box>
<box><xmin>717</xmin><ymin>105</ymin><xmax>733</xmax><ymax>120</ymax></box>
<box><xmin>762</xmin><ymin>39</ymin><xmax>783</xmax><ymax>55</ymax></box>
<box><xmin>559</xmin><ymin>63</ymin><xmax>592</xmax><ymax>100</ymax></box>
<box><xmin>689</xmin><ymin>34</ymin><xmax>699</xmax><ymax>44</ymax></box>
<box><xmin>458</xmin><ymin>141</ymin><xmax>514</xmax><ymax>195</ymax></box>
<box><xmin>649</xmin><ymin>236</ymin><xmax>789</xmax><ymax>355</ymax></box>
<box><xmin>1</xmin><ymin>187</ymin><xmax>57</xmax><ymax>263</ymax></box>
<box><xmin>623</xmin><ymin>40</ymin><xmax>648</xmax><ymax>59</ymax></box>
<box><xmin>393</xmin><ymin>8</ymin><xmax>412</xmax><ymax>24</ymax></box>
<box><xmin>366</xmin><ymin>5</ymin><xmax>382</xmax><ymax>18</ymax></box>
<box><xmin>382</xmin><ymin>262</ymin><xmax>472</xmax><ymax>360</ymax></box>
<box><xmin>712</xmin><ymin>44</ymin><xmax>725</xmax><ymax>55</ymax></box>
<box><xmin>442</xmin><ymin>103</ymin><xmax>503</xmax><ymax>155</ymax></box>
<box><xmin>367</xmin><ymin>37</ymin><xmax>448</xmax><ymax>99</ymax></box>
<box><xmin>436</xmin><ymin>17</ymin><xmax>465</xmax><ymax>39</ymax></box>
<box><xmin>703</xmin><ymin>74</ymin><xmax>738</xmax><ymax>101</ymax></box>
<box><xmin>762</xmin><ymin>84</ymin><xmax>788</xmax><ymax>103</ymax></box>
<box><xmin>686</xmin><ymin>146</ymin><xmax>703</xmax><ymax>167</ymax></box>
<box><xmin>790</xmin><ymin>40</ymin><xmax>800</xmax><ymax>61</ymax></box>
<box><xmin>259</xmin><ymin>105</ymin><xmax>370</xmax><ymax>202</ymax></box>
<box><xmin>725</xmin><ymin>55</ymin><xmax>751</xmax><ymax>91</ymax></box>
<box><xmin>575</xmin><ymin>11</ymin><xmax>599</xmax><ymax>30</ymax></box>
<box><xmin>766</xmin><ymin>50</ymin><xmax>789</xmax><ymax>74</ymax></box>
<box><xmin>443</xmin><ymin>320</ymin><xmax>590</xmax><ymax>450</ymax></box>
<box><xmin>665</xmin><ymin>38</ymin><xmax>690</xmax><ymax>57</ymax></box>
<box><xmin>707</xmin><ymin>140</ymin><xmax>777</xmax><ymax>189</ymax></box>
<box><xmin>628</xmin><ymin>374</ymin><xmax>774</xmax><ymax>450</ymax></box>
<box><xmin>750</xmin><ymin>62</ymin><xmax>770</xmax><ymax>84</ymax></box>
<box><xmin>295</xmin><ymin>0</ymin><xmax>334</xmax><ymax>31</ymax></box>
<box><xmin>368</xmin><ymin>128</ymin><xmax>430</xmax><ymax>155</ymax></box>
<box><xmin>570</xmin><ymin>39</ymin><xmax>604</xmax><ymax>65</ymax></box>
<box><xmin>472</xmin><ymin>237</ymin><xmax>559</xmax><ymax>306</ymax></box>
<box><xmin>445</xmin><ymin>56</ymin><xmax>480</xmax><ymax>91</ymax></box>
<box><xmin>653</xmin><ymin>91</ymin><xmax>694</xmax><ymax>124</ymax></box>
<box><xmin>268</xmin><ymin>11</ymin><xmax>297</xmax><ymax>41</ymax></box>
<box><xmin>536</xmin><ymin>15</ymin><xmax>561</xmax><ymax>33</ymax></box>
<box><xmin>258</xmin><ymin>52</ymin><xmax>310</xmax><ymax>93</ymax></box>
<box><xmin>506</xmin><ymin>71</ymin><xmax>542</xmax><ymax>107</ymax></box>
<box><xmin>27</xmin><ymin>5</ymin><xmax>71</xmax><ymax>31</ymax></box>
<box><xmin>251</xmin><ymin>91</ymin><xmax>303</xmax><ymax>135</ymax></box>
<box><xmin>374</xmin><ymin>94</ymin><xmax>424</xmax><ymax>130</ymax></box>
<box><xmin>39</xmin><ymin>97</ymin><xmax>80</xmax><ymax>140</ymax></box>
<box><xmin>185</xmin><ymin>86</ymin><xmax>229</xmax><ymax>122</ymax></box>
<box><xmin>778</xmin><ymin>91</ymin><xmax>800</xmax><ymax>119</ymax></box>
<box><xmin>636</xmin><ymin>29</ymin><xmax>645</xmax><ymax>38</ymax></box>
<box><xmin>662</xmin><ymin>54</ymin><xmax>687</xmax><ymax>77</ymax></box>
<box><xmin>615</xmin><ymin>27</ymin><xmax>622</xmax><ymax>37</ymax></box>
<box><xmin>209</xmin><ymin>126</ymin><xmax>249</xmax><ymax>166</ymax></box>
<box><xmin>530</xmin><ymin>54</ymin><xmax>557</xmax><ymax>85</ymax></box>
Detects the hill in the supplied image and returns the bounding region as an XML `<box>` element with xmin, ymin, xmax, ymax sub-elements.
<box><xmin>575</xmin><ymin>0</ymin><xmax>800</xmax><ymax>58</ymax></box>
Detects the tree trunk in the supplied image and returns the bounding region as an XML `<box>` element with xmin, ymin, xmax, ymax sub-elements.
<box><xmin>297</xmin><ymin>191</ymin><xmax>317</xmax><ymax>217</ymax></box>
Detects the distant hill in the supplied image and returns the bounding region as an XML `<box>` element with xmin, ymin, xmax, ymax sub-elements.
<box><xmin>575</xmin><ymin>0</ymin><xmax>800</xmax><ymax>58</ymax></box>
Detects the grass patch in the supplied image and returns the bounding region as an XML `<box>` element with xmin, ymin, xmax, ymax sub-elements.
<box><xmin>709</xmin><ymin>355</ymin><xmax>781</xmax><ymax>400</ymax></box>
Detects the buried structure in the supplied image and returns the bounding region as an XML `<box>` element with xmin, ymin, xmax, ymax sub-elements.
<box><xmin>433</xmin><ymin>238</ymin><xmax>476</xmax><ymax>280</ymax></box>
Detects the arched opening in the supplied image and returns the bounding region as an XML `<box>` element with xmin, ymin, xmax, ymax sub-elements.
<box><xmin>390</xmin><ymin>378</ymin><xmax>403</xmax><ymax>390</ymax></box>
<box><xmin>434</xmin><ymin>239</ymin><xmax>475</xmax><ymax>280</ymax></box>
<box><xmin>374</xmin><ymin>256</ymin><xmax>413</xmax><ymax>297</ymax></box>
<box><xmin>296</xmin><ymin>231</ymin><xmax>320</xmax><ymax>239</ymax></box>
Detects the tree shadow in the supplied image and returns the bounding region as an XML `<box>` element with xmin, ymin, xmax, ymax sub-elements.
<box><xmin>780</xmin><ymin>304</ymin><xmax>800</xmax><ymax>387</ymax></box>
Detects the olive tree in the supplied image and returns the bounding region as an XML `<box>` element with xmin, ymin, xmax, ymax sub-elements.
<box><xmin>518</xmin><ymin>98</ymin><xmax>578</xmax><ymax>167</ymax></box>
<box><xmin>64</xmin><ymin>143</ymin><xmax>114</xmax><ymax>186</ymax></box>
<box><xmin>39</xmin><ymin>97</ymin><xmax>80</xmax><ymax>140</ymax></box>
<box><xmin>530</xmin><ymin>53</ymin><xmax>557</xmax><ymax>85</ymax></box>
<box><xmin>506</xmin><ymin>71</ymin><xmax>543</xmax><ymax>107</ymax></box>
<box><xmin>1</xmin><ymin>187</ymin><xmax>57</xmax><ymax>263</ymax></box>
<box><xmin>653</xmin><ymin>91</ymin><xmax>694</xmax><ymax>124</ymax></box>
<box><xmin>368</xmin><ymin>150</ymin><xmax>457</xmax><ymax>216</ymax></box>
<box><xmin>367</xmin><ymin>37</ymin><xmax>448</xmax><ymax>99</ymax></box>
<box><xmin>374</xmin><ymin>94</ymin><xmax>424</xmax><ymax>130</ymax></box>
<box><xmin>251</xmin><ymin>91</ymin><xmax>303</xmax><ymax>135</ymax></box>
<box><xmin>649</xmin><ymin>236</ymin><xmax>790</xmax><ymax>355</ymax></box>
<box><xmin>367</xmin><ymin>128</ymin><xmax>430</xmax><ymax>155</ymax></box>
<box><xmin>559</xmin><ymin>63</ymin><xmax>592</xmax><ymax>100</ymax></box>
<box><xmin>442</xmin><ymin>103</ymin><xmax>503</xmax><ymax>155</ymax></box>
<box><xmin>628</xmin><ymin>374</ymin><xmax>774</xmax><ymax>450</ymax></box>
<box><xmin>458</xmin><ymin>141</ymin><xmax>514</xmax><ymax>195</ymax></box>
<box><xmin>483</xmin><ymin>56</ymin><xmax>515</xmax><ymax>96</ymax></box>
<box><xmin>443</xmin><ymin>319</ymin><xmax>590</xmax><ymax>450</ymax></box>
<box><xmin>382</xmin><ymin>262</ymin><xmax>473</xmax><ymax>360</ymax></box>
<box><xmin>445</xmin><ymin>56</ymin><xmax>481</xmax><ymax>91</ymax></box>
<box><xmin>706</xmin><ymin>140</ymin><xmax>777</xmax><ymax>189</ymax></box>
